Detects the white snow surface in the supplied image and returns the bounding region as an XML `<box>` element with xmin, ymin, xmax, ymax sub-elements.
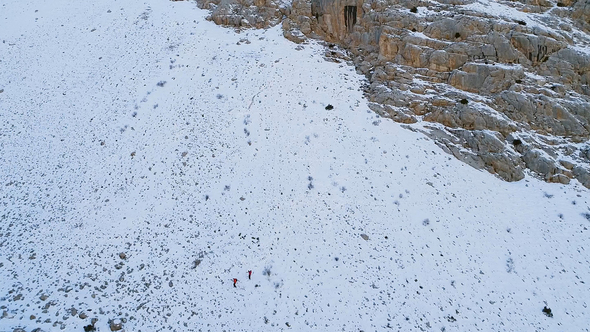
<box><xmin>462</xmin><ymin>0</ymin><xmax>549</xmax><ymax>29</ymax></box>
<box><xmin>1</xmin><ymin>0</ymin><xmax>590</xmax><ymax>331</ymax></box>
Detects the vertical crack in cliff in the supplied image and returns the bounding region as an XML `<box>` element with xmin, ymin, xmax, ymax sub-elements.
<box><xmin>344</xmin><ymin>6</ymin><xmax>356</xmax><ymax>33</ymax></box>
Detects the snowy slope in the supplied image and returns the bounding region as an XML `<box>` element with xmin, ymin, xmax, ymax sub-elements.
<box><xmin>1</xmin><ymin>0</ymin><xmax>590</xmax><ymax>331</ymax></box>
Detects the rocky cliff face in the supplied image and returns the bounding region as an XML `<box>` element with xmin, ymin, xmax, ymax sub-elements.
<box><xmin>197</xmin><ymin>0</ymin><xmax>590</xmax><ymax>188</ymax></box>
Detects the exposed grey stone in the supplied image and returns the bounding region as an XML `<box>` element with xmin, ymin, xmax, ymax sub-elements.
<box><xmin>548</xmin><ymin>174</ymin><xmax>570</xmax><ymax>184</ymax></box>
<box><xmin>448</xmin><ymin>63</ymin><xmax>524</xmax><ymax>94</ymax></box>
<box><xmin>110</xmin><ymin>319</ymin><xmax>123</xmax><ymax>331</ymax></box>
<box><xmin>425</xmin><ymin>127</ymin><xmax>525</xmax><ymax>181</ymax></box>
<box><xmin>196</xmin><ymin>0</ymin><xmax>284</xmax><ymax>29</ymax></box>
<box><xmin>560</xmin><ymin>160</ymin><xmax>575</xmax><ymax>170</ymax></box>
<box><xmin>573</xmin><ymin>166</ymin><xmax>590</xmax><ymax>188</ymax></box>
<box><xmin>522</xmin><ymin>149</ymin><xmax>560</xmax><ymax>180</ymax></box>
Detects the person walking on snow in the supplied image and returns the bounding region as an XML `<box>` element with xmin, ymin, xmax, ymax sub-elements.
<box><xmin>248</xmin><ymin>270</ymin><xmax>252</xmax><ymax>280</ymax></box>
<box><xmin>233</xmin><ymin>278</ymin><xmax>238</xmax><ymax>288</ymax></box>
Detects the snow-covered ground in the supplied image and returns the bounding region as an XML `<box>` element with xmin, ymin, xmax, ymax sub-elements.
<box><xmin>1</xmin><ymin>0</ymin><xmax>589</xmax><ymax>331</ymax></box>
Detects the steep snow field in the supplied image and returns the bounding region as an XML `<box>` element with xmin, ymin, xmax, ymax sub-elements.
<box><xmin>1</xmin><ymin>0</ymin><xmax>590</xmax><ymax>331</ymax></box>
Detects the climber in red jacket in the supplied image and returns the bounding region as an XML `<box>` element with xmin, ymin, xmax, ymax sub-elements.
<box><xmin>233</xmin><ymin>278</ymin><xmax>238</xmax><ymax>287</ymax></box>
<box><xmin>248</xmin><ymin>270</ymin><xmax>252</xmax><ymax>280</ymax></box>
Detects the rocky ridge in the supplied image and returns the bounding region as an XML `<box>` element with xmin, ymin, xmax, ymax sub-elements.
<box><xmin>197</xmin><ymin>0</ymin><xmax>590</xmax><ymax>188</ymax></box>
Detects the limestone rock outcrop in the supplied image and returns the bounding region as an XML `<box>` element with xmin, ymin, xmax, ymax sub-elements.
<box><xmin>196</xmin><ymin>0</ymin><xmax>590</xmax><ymax>188</ymax></box>
<box><xmin>197</xmin><ymin>0</ymin><xmax>287</xmax><ymax>28</ymax></box>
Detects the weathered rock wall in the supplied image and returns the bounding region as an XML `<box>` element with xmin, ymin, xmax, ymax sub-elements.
<box><xmin>196</xmin><ymin>0</ymin><xmax>590</xmax><ymax>188</ymax></box>
<box><xmin>196</xmin><ymin>0</ymin><xmax>288</xmax><ymax>28</ymax></box>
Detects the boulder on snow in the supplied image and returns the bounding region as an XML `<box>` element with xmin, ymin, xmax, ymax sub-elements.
<box><xmin>109</xmin><ymin>319</ymin><xmax>123</xmax><ymax>331</ymax></box>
